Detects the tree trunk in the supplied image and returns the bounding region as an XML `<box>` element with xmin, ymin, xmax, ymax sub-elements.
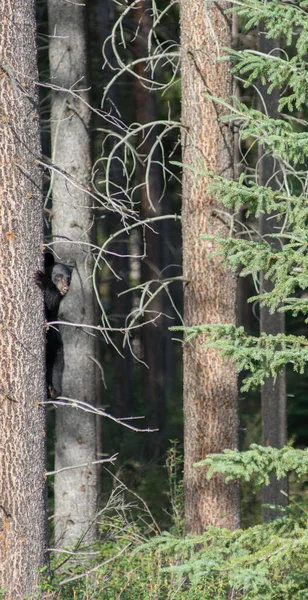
<box><xmin>0</xmin><ymin>0</ymin><xmax>47</xmax><ymax>595</ymax></box>
<box><xmin>133</xmin><ymin>0</ymin><xmax>166</xmax><ymax>454</ymax></box>
<box><xmin>181</xmin><ymin>0</ymin><xmax>240</xmax><ymax>533</ymax></box>
<box><xmin>48</xmin><ymin>0</ymin><xmax>98</xmax><ymax>546</ymax></box>
<box><xmin>258</xmin><ymin>31</ymin><xmax>288</xmax><ymax>521</ymax></box>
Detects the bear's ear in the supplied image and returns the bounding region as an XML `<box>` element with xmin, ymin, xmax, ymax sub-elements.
<box><xmin>44</xmin><ymin>251</ymin><xmax>55</xmax><ymax>270</ymax></box>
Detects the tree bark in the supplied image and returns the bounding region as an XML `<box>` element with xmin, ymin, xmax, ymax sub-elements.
<box><xmin>181</xmin><ymin>0</ymin><xmax>240</xmax><ymax>533</ymax></box>
<box><xmin>0</xmin><ymin>0</ymin><xmax>47</xmax><ymax>596</ymax></box>
<box><xmin>258</xmin><ymin>31</ymin><xmax>288</xmax><ymax>521</ymax></box>
<box><xmin>48</xmin><ymin>0</ymin><xmax>98</xmax><ymax>546</ymax></box>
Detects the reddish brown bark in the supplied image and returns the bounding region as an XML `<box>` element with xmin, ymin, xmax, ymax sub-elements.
<box><xmin>181</xmin><ymin>0</ymin><xmax>240</xmax><ymax>533</ymax></box>
<box><xmin>0</xmin><ymin>0</ymin><xmax>47</xmax><ymax>595</ymax></box>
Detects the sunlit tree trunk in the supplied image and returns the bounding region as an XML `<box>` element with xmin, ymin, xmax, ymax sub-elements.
<box><xmin>181</xmin><ymin>0</ymin><xmax>240</xmax><ymax>533</ymax></box>
<box><xmin>48</xmin><ymin>0</ymin><xmax>98</xmax><ymax>546</ymax></box>
<box><xmin>0</xmin><ymin>0</ymin><xmax>47</xmax><ymax>594</ymax></box>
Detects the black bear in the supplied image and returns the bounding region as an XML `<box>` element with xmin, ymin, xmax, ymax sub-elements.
<box><xmin>36</xmin><ymin>252</ymin><xmax>72</xmax><ymax>398</ymax></box>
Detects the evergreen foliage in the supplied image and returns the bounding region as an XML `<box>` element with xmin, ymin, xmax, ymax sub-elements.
<box><xmin>144</xmin><ymin>513</ymin><xmax>308</xmax><ymax>600</ymax></box>
<box><xmin>228</xmin><ymin>49</ymin><xmax>308</xmax><ymax>111</ymax></box>
<box><xmin>207</xmin><ymin>95</ymin><xmax>308</xmax><ymax>163</ymax></box>
<box><xmin>166</xmin><ymin>1</ymin><xmax>308</xmax><ymax>597</ymax></box>
<box><xmin>196</xmin><ymin>444</ymin><xmax>308</xmax><ymax>485</ymax></box>
<box><xmin>229</xmin><ymin>0</ymin><xmax>308</xmax><ymax>58</ymax></box>
<box><xmin>45</xmin><ymin>452</ymin><xmax>307</xmax><ymax>600</ymax></box>
<box><xmin>172</xmin><ymin>0</ymin><xmax>308</xmax><ymax>390</ymax></box>
<box><xmin>174</xmin><ymin>324</ymin><xmax>308</xmax><ymax>391</ymax></box>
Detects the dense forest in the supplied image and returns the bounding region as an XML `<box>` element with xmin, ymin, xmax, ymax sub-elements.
<box><xmin>0</xmin><ymin>0</ymin><xmax>308</xmax><ymax>598</ymax></box>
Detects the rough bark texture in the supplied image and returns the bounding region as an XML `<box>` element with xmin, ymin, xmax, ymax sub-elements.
<box><xmin>181</xmin><ymin>0</ymin><xmax>240</xmax><ymax>533</ymax></box>
<box><xmin>48</xmin><ymin>0</ymin><xmax>98</xmax><ymax>546</ymax></box>
<box><xmin>258</xmin><ymin>32</ymin><xmax>288</xmax><ymax>521</ymax></box>
<box><xmin>133</xmin><ymin>1</ymin><xmax>166</xmax><ymax>453</ymax></box>
<box><xmin>0</xmin><ymin>0</ymin><xmax>47</xmax><ymax>596</ymax></box>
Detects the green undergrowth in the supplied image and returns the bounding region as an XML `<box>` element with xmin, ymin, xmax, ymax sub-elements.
<box><xmin>40</xmin><ymin>446</ymin><xmax>308</xmax><ymax>600</ymax></box>
<box><xmin>41</xmin><ymin>502</ymin><xmax>308</xmax><ymax>600</ymax></box>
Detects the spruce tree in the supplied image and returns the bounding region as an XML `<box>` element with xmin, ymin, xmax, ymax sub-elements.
<box><xmin>181</xmin><ymin>0</ymin><xmax>308</xmax><ymax>395</ymax></box>
<box><xmin>167</xmin><ymin>1</ymin><xmax>308</xmax><ymax>595</ymax></box>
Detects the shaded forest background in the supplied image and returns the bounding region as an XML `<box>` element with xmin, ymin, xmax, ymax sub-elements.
<box><xmin>1</xmin><ymin>0</ymin><xmax>308</xmax><ymax>597</ymax></box>
<box><xmin>38</xmin><ymin>0</ymin><xmax>185</xmax><ymax>531</ymax></box>
<box><xmin>34</xmin><ymin>0</ymin><xmax>308</xmax><ymax>530</ymax></box>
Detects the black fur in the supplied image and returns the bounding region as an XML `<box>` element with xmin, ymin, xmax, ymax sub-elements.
<box><xmin>36</xmin><ymin>253</ymin><xmax>72</xmax><ymax>398</ymax></box>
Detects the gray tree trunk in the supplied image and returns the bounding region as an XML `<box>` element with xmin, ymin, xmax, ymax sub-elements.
<box><xmin>48</xmin><ymin>0</ymin><xmax>98</xmax><ymax>546</ymax></box>
<box><xmin>0</xmin><ymin>0</ymin><xmax>47</xmax><ymax>595</ymax></box>
<box><xmin>181</xmin><ymin>0</ymin><xmax>240</xmax><ymax>534</ymax></box>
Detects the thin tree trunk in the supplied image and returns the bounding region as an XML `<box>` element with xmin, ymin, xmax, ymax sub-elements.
<box><xmin>258</xmin><ymin>31</ymin><xmax>288</xmax><ymax>521</ymax></box>
<box><xmin>133</xmin><ymin>0</ymin><xmax>166</xmax><ymax>453</ymax></box>
<box><xmin>181</xmin><ymin>0</ymin><xmax>240</xmax><ymax>533</ymax></box>
<box><xmin>0</xmin><ymin>0</ymin><xmax>47</xmax><ymax>595</ymax></box>
<box><xmin>48</xmin><ymin>0</ymin><xmax>98</xmax><ymax>546</ymax></box>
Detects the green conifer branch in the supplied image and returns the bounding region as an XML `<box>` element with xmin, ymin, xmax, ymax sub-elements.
<box><xmin>163</xmin><ymin>4</ymin><xmax>308</xmax><ymax>596</ymax></box>
<box><xmin>195</xmin><ymin>444</ymin><xmax>308</xmax><ymax>485</ymax></box>
<box><xmin>206</xmin><ymin>95</ymin><xmax>308</xmax><ymax>164</ymax></box>
<box><xmin>226</xmin><ymin>0</ymin><xmax>308</xmax><ymax>58</ymax></box>
<box><xmin>171</xmin><ymin>324</ymin><xmax>308</xmax><ymax>390</ymax></box>
<box><xmin>227</xmin><ymin>49</ymin><xmax>308</xmax><ymax>112</ymax></box>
